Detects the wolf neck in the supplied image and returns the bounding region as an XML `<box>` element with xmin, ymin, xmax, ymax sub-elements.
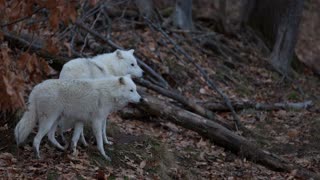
<box><xmin>94</xmin><ymin>76</ymin><xmax>119</xmax><ymax>100</ymax></box>
<box><xmin>93</xmin><ymin>78</ymin><xmax>127</xmax><ymax>110</ymax></box>
<box><xmin>91</xmin><ymin>53</ymin><xmax>121</xmax><ymax>76</ymax></box>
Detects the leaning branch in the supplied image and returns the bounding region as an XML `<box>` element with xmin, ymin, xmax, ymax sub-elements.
<box><xmin>145</xmin><ymin>18</ymin><xmax>242</xmax><ymax>129</ymax></box>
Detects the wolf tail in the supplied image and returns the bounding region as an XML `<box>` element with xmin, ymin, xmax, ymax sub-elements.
<box><xmin>14</xmin><ymin>99</ymin><xmax>37</xmax><ymax>145</ymax></box>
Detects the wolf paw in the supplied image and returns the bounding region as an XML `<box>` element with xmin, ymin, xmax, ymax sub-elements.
<box><xmin>34</xmin><ymin>152</ymin><xmax>41</xmax><ymax>159</ymax></box>
<box><xmin>105</xmin><ymin>140</ymin><xmax>113</xmax><ymax>145</ymax></box>
<box><xmin>104</xmin><ymin>136</ymin><xmax>114</xmax><ymax>145</ymax></box>
<box><xmin>72</xmin><ymin>149</ymin><xmax>79</xmax><ymax>157</ymax></box>
<box><xmin>103</xmin><ymin>154</ymin><xmax>111</xmax><ymax>161</ymax></box>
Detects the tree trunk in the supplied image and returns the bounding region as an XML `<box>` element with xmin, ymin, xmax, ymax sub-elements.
<box><xmin>173</xmin><ymin>0</ymin><xmax>193</xmax><ymax>30</ymax></box>
<box><xmin>135</xmin><ymin>0</ymin><xmax>153</xmax><ymax>18</ymax></box>
<box><xmin>242</xmin><ymin>0</ymin><xmax>304</xmax><ymax>76</ymax></box>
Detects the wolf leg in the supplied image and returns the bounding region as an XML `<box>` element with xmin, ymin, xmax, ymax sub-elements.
<box><xmin>47</xmin><ymin>121</ymin><xmax>65</xmax><ymax>150</ymax></box>
<box><xmin>92</xmin><ymin>118</ymin><xmax>111</xmax><ymax>161</ymax></box>
<box><xmin>80</xmin><ymin>130</ymin><xmax>88</xmax><ymax>147</ymax></box>
<box><xmin>71</xmin><ymin>122</ymin><xmax>83</xmax><ymax>155</ymax></box>
<box><xmin>60</xmin><ymin>129</ymin><xmax>66</xmax><ymax>144</ymax></box>
<box><xmin>33</xmin><ymin>114</ymin><xmax>58</xmax><ymax>159</ymax></box>
<box><xmin>58</xmin><ymin>117</ymin><xmax>67</xmax><ymax>144</ymax></box>
<box><xmin>102</xmin><ymin>118</ymin><xmax>113</xmax><ymax>145</ymax></box>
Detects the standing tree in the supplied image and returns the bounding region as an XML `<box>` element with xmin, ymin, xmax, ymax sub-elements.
<box><xmin>173</xmin><ymin>0</ymin><xmax>193</xmax><ymax>30</ymax></box>
<box><xmin>135</xmin><ymin>0</ymin><xmax>193</xmax><ymax>31</ymax></box>
<box><xmin>241</xmin><ymin>0</ymin><xmax>304</xmax><ymax>77</ymax></box>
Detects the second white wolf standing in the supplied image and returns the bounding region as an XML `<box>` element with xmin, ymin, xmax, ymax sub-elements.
<box><xmin>50</xmin><ymin>49</ymin><xmax>143</xmax><ymax>151</ymax></box>
<box><xmin>14</xmin><ymin>75</ymin><xmax>141</xmax><ymax>160</ymax></box>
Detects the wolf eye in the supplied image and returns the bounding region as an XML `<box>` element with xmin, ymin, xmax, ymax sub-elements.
<box><xmin>130</xmin><ymin>89</ymin><xmax>134</xmax><ymax>92</ymax></box>
<box><xmin>131</xmin><ymin>63</ymin><xmax>134</xmax><ymax>66</ymax></box>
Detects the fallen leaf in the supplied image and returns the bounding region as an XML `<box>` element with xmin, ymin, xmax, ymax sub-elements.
<box><xmin>139</xmin><ymin>160</ymin><xmax>146</xmax><ymax>169</ymax></box>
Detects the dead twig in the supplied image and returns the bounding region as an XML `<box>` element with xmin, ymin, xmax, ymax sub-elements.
<box><xmin>0</xmin><ymin>7</ymin><xmax>44</xmax><ymax>28</ymax></box>
<box><xmin>2</xmin><ymin>30</ymin><xmax>68</xmax><ymax>70</ymax></box>
<box><xmin>80</xmin><ymin>8</ymin><xmax>103</xmax><ymax>53</ymax></box>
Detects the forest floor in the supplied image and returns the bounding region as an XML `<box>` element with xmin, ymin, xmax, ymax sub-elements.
<box><xmin>0</xmin><ymin>1</ymin><xmax>320</xmax><ymax>179</ymax></box>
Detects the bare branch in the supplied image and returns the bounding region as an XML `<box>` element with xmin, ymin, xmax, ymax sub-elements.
<box><xmin>80</xmin><ymin>8</ymin><xmax>103</xmax><ymax>53</ymax></box>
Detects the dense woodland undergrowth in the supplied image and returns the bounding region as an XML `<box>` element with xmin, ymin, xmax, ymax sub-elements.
<box><xmin>0</xmin><ymin>0</ymin><xmax>319</xmax><ymax>179</ymax></box>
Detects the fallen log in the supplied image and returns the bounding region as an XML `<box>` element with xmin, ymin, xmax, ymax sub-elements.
<box><xmin>138</xmin><ymin>93</ymin><xmax>320</xmax><ymax>179</ymax></box>
<box><xmin>135</xmin><ymin>79</ymin><xmax>234</xmax><ymax>130</ymax></box>
<box><xmin>202</xmin><ymin>100</ymin><xmax>313</xmax><ymax>111</ymax></box>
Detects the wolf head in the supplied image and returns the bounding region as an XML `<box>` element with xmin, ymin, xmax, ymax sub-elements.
<box><xmin>114</xmin><ymin>49</ymin><xmax>143</xmax><ymax>78</ymax></box>
<box><xmin>116</xmin><ymin>74</ymin><xmax>142</xmax><ymax>104</ymax></box>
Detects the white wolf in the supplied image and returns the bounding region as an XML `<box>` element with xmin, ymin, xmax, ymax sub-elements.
<box><xmin>14</xmin><ymin>75</ymin><xmax>141</xmax><ymax>160</ymax></box>
<box><xmin>53</xmin><ymin>49</ymin><xmax>143</xmax><ymax>148</ymax></box>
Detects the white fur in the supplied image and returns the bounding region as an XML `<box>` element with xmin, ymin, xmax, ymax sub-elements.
<box><xmin>56</xmin><ymin>49</ymin><xmax>143</xmax><ymax>148</ymax></box>
<box><xmin>14</xmin><ymin>75</ymin><xmax>141</xmax><ymax>160</ymax></box>
<box><xmin>60</xmin><ymin>49</ymin><xmax>143</xmax><ymax>79</ymax></box>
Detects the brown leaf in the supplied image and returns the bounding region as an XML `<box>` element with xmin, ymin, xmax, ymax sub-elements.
<box><xmin>45</xmin><ymin>39</ymin><xmax>59</xmax><ymax>54</ymax></box>
<box><xmin>89</xmin><ymin>0</ymin><xmax>99</xmax><ymax>6</ymax></box>
<box><xmin>49</xmin><ymin>10</ymin><xmax>59</xmax><ymax>30</ymax></box>
<box><xmin>287</xmin><ymin>129</ymin><xmax>299</xmax><ymax>139</ymax></box>
<box><xmin>67</xmin><ymin>3</ymin><xmax>77</xmax><ymax>23</ymax></box>
<box><xmin>44</xmin><ymin>0</ymin><xmax>58</xmax><ymax>10</ymax></box>
<box><xmin>95</xmin><ymin>169</ymin><xmax>105</xmax><ymax>180</ymax></box>
<box><xmin>0</xmin><ymin>0</ymin><xmax>5</xmax><ymax>10</ymax></box>
<box><xmin>8</xmin><ymin>2</ymin><xmax>22</xmax><ymax>21</ymax></box>
<box><xmin>2</xmin><ymin>75</ymin><xmax>15</xmax><ymax>96</ymax></box>
<box><xmin>0</xmin><ymin>31</ymin><xmax>3</xmax><ymax>41</ymax></box>
<box><xmin>64</xmin><ymin>42</ymin><xmax>72</xmax><ymax>57</ymax></box>
<box><xmin>139</xmin><ymin>160</ymin><xmax>146</xmax><ymax>169</ymax></box>
<box><xmin>17</xmin><ymin>52</ymin><xmax>31</xmax><ymax>70</ymax></box>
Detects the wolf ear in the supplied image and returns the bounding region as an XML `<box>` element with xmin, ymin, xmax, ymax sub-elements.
<box><xmin>116</xmin><ymin>50</ymin><xmax>124</xmax><ymax>59</ymax></box>
<box><xmin>119</xmin><ymin>76</ymin><xmax>125</xmax><ymax>85</ymax></box>
<box><xmin>129</xmin><ymin>49</ymin><xmax>134</xmax><ymax>54</ymax></box>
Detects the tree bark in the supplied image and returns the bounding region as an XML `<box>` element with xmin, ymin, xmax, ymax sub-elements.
<box><xmin>242</xmin><ymin>0</ymin><xmax>304</xmax><ymax>76</ymax></box>
<box><xmin>138</xmin><ymin>93</ymin><xmax>320</xmax><ymax>179</ymax></box>
<box><xmin>173</xmin><ymin>0</ymin><xmax>193</xmax><ymax>30</ymax></box>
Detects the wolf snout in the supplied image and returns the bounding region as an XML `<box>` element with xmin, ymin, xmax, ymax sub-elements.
<box><xmin>139</xmin><ymin>97</ymin><xmax>144</xmax><ymax>103</ymax></box>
